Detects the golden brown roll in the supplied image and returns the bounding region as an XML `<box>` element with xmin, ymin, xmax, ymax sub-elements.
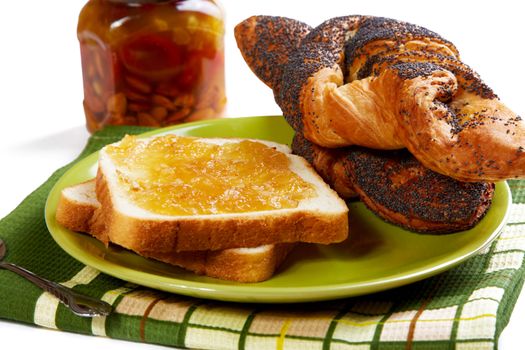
<box><xmin>291</xmin><ymin>132</ymin><xmax>494</xmax><ymax>234</ymax></box>
<box><xmin>235</xmin><ymin>15</ymin><xmax>525</xmax><ymax>182</ymax></box>
<box><xmin>235</xmin><ymin>16</ymin><xmax>496</xmax><ymax>233</ymax></box>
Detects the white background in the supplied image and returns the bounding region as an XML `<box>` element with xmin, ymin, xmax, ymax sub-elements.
<box><xmin>0</xmin><ymin>0</ymin><xmax>523</xmax><ymax>348</ymax></box>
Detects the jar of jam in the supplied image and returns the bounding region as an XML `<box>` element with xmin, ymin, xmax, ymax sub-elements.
<box><xmin>77</xmin><ymin>0</ymin><xmax>225</xmax><ymax>132</ymax></box>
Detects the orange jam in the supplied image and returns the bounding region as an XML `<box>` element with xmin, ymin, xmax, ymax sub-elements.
<box><xmin>105</xmin><ymin>135</ymin><xmax>316</xmax><ymax>215</ymax></box>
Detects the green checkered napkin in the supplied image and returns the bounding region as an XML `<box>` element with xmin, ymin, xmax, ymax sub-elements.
<box><xmin>1</xmin><ymin>126</ymin><xmax>524</xmax><ymax>350</ymax></box>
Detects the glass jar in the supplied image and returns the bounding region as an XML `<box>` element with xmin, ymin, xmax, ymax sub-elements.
<box><xmin>77</xmin><ymin>0</ymin><xmax>225</xmax><ymax>132</ymax></box>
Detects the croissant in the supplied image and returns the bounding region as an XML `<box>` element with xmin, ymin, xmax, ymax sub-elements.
<box><xmin>235</xmin><ymin>15</ymin><xmax>525</xmax><ymax>182</ymax></box>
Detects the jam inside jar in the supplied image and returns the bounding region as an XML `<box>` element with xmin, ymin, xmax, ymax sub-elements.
<box><xmin>77</xmin><ymin>0</ymin><xmax>225</xmax><ymax>132</ymax></box>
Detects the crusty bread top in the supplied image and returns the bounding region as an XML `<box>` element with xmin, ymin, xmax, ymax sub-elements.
<box><xmin>98</xmin><ymin>135</ymin><xmax>349</xmax><ymax>220</ymax></box>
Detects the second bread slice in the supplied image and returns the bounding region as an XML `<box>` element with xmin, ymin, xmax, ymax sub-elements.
<box><xmin>56</xmin><ymin>180</ymin><xmax>294</xmax><ymax>282</ymax></box>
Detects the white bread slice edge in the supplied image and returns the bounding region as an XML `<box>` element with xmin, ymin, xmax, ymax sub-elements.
<box><xmin>97</xmin><ymin>136</ymin><xmax>349</xmax><ymax>252</ymax></box>
<box><xmin>55</xmin><ymin>180</ymin><xmax>294</xmax><ymax>282</ymax></box>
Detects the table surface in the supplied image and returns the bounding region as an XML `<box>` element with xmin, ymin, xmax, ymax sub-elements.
<box><xmin>0</xmin><ymin>1</ymin><xmax>523</xmax><ymax>348</ymax></box>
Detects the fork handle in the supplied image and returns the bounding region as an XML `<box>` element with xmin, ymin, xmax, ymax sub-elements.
<box><xmin>0</xmin><ymin>262</ymin><xmax>112</xmax><ymax>317</ymax></box>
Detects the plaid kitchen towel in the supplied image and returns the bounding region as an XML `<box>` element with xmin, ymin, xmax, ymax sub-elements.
<box><xmin>0</xmin><ymin>125</ymin><xmax>524</xmax><ymax>350</ymax></box>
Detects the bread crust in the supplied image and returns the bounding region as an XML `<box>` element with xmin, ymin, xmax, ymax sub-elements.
<box><xmin>55</xmin><ymin>181</ymin><xmax>99</xmax><ymax>234</ymax></box>
<box><xmin>96</xmin><ymin>168</ymin><xmax>348</xmax><ymax>252</ymax></box>
<box><xmin>56</xmin><ymin>180</ymin><xmax>296</xmax><ymax>282</ymax></box>
<box><xmin>139</xmin><ymin>243</ymin><xmax>295</xmax><ymax>282</ymax></box>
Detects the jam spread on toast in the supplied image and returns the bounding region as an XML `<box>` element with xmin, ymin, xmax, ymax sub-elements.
<box><xmin>105</xmin><ymin>135</ymin><xmax>316</xmax><ymax>215</ymax></box>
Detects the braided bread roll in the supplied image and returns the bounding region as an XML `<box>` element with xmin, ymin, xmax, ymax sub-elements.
<box><xmin>292</xmin><ymin>132</ymin><xmax>494</xmax><ymax>234</ymax></box>
<box><xmin>236</xmin><ymin>15</ymin><xmax>525</xmax><ymax>182</ymax></box>
<box><xmin>235</xmin><ymin>16</ymin><xmax>495</xmax><ymax>233</ymax></box>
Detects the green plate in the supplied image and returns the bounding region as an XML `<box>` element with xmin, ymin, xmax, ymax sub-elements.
<box><xmin>45</xmin><ymin>116</ymin><xmax>511</xmax><ymax>303</ymax></box>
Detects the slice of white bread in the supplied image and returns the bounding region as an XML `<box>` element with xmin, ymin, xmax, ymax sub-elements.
<box><xmin>96</xmin><ymin>135</ymin><xmax>349</xmax><ymax>253</ymax></box>
<box><xmin>56</xmin><ymin>180</ymin><xmax>295</xmax><ymax>282</ymax></box>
